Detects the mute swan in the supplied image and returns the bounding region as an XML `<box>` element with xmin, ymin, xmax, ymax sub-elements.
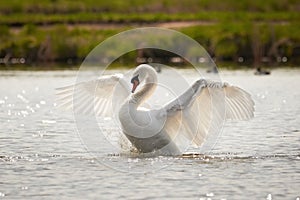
<box><xmin>56</xmin><ymin>64</ymin><xmax>254</xmax><ymax>156</ymax></box>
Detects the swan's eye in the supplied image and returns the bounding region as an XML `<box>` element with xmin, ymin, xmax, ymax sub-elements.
<box><xmin>131</xmin><ymin>75</ymin><xmax>139</xmax><ymax>84</ymax></box>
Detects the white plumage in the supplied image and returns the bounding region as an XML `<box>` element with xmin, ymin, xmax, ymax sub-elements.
<box><xmin>56</xmin><ymin>64</ymin><xmax>254</xmax><ymax>155</ymax></box>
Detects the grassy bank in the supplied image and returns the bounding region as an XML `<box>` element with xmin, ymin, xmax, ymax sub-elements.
<box><xmin>1</xmin><ymin>12</ymin><xmax>300</xmax><ymax>26</ymax></box>
<box><xmin>1</xmin><ymin>0</ymin><xmax>300</xmax><ymax>68</ymax></box>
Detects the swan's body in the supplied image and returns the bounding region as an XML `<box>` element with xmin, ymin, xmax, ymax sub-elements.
<box><xmin>57</xmin><ymin>64</ymin><xmax>254</xmax><ymax>156</ymax></box>
<box><xmin>118</xmin><ymin>66</ymin><xmax>181</xmax><ymax>154</ymax></box>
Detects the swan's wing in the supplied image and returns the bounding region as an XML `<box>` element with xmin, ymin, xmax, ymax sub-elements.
<box><xmin>56</xmin><ymin>74</ymin><xmax>130</xmax><ymax>117</ymax></box>
<box><xmin>162</xmin><ymin>79</ymin><xmax>254</xmax><ymax>148</ymax></box>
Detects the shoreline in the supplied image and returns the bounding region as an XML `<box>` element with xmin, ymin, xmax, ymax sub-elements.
<box><xmin>0</xmin><ymin>63</ymin><xmax>298</xmax><ymax>71</ymax></box>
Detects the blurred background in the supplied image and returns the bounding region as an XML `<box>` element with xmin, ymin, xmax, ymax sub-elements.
<box><xmin>0</xmin><ymin>0</ymin><xmax>300</xmax><ymax>69</ymax></box>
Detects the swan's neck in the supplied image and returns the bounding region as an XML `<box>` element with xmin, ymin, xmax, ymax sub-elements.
<box><xmin>131</xmin><ymin>72</ymin><xmax>157</xmax><ymax>106</ymax></box>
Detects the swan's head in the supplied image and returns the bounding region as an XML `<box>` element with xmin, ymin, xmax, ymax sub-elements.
<box><xmin>131</xmin><ymin>74</ymin><xmax>140</xmax><ymax>93</ymax></box>
<box><xmin>130</xmin><ymin>64</ymin><xmax>156</xmax><ymax>93</ymax></box>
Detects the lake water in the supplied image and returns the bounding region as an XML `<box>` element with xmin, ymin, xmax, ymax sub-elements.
<box><xmin>0</xmin><ymin>69</ymin><xmax>299</xmax><ymax>199</ymax></box>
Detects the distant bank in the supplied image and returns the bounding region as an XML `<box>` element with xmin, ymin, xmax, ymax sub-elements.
<box><xmin>1</xmin><ymin>0</ymin><xmax>300</xmax><ymax>69</ymax></box>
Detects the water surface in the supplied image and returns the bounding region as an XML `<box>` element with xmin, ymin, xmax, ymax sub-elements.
<box><xmin>0</xmin><ymin>69</ymin><xmax>299</xmax><ymax>199</ymax></box>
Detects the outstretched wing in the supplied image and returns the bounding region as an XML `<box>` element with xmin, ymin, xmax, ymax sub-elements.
<box><xmin>56</xmin><ymin>74</ymin><xmax>130</xmax><ymax>118</ymax></box>
<box><xmin>162</xmin><ymin>79</ymin><xmax>254</xmax><ymax>148</ymax></box>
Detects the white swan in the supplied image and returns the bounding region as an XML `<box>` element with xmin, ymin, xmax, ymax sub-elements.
<box><xmin>56</xmin><ymin>64</ymin><xmax>254</xmax><ymax>156</ymax></box>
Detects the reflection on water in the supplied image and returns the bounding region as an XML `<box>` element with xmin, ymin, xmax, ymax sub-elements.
<box><xmin>0</xmin><ymin>69</ymin><xmax>299</xmax><ymax>199</ymax></box>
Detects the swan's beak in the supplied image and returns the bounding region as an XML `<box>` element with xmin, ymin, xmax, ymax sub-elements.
<box><xmin>131</xmin><ymin>80</ymin><xmax>139</xmax><ymax>93</ymax></box>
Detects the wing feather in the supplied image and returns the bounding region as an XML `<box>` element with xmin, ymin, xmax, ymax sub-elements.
<box><xmin>56</xmin><ymin>74</ymin><xmax>130</xmax><ymax>118</ymax></box>
<box><xmin>161</xmin><ymin>79</ymin><xmax>254</xmax><ymax>150</ymax></box>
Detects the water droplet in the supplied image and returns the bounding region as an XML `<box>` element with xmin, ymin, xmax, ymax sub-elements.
<box><xmin>40</xmin><ymin>100</ymin><xmax>46</xmax><ymax>105</ymax></box>
<box><xmin>21</xmin><ymin>186</ymin><xmax>28</xmax><ymax>190</ymax></box>
<box><xmin>21</xmin><ymin>110</ymin><xmax>29</xmax><ymax>117</ymax></box>
<box><xmin>22</xmin><ymin>90</ymin><xmax>26</xmax><ymax>94</ymax></box>
<box><xmin>20</xmin><ymin>124</ymin><xmax>25</xmax><ymax>127</ymax></box>
<box><xmin>206</xmin><ymin>192</ymin><xmax>214</xmax><ymax>197</ymax></box>
<box><xmin>26</xmin><ymin>105</ymin><xmax>35</xmax><ymax>113</ymax></box>
<box><xmin>42</xmin><ymin>120</ymin><xmax>56</xmax><ymax>124</ymax></box>
<box><xmin>266</xmin><ymin>193</ymin><xmax>272</xmax><ymax>200</ymax></box>
<box><xmin>0</xmin><ymin>99</ymin><xmax>5</xmax><ymax>104</ymax></box>
<box><xmin>32</xmin><ymin>132</ymin><xmax>44</xmax><ymax>138</ymax></box>
<box><xmin>17</xmin><ymin>94</ymin><xmax>29</xmax><ymax>103</ymax></box>
<box><xmin>0</xmin><ymin>192</ymin><xmax>5</xmax><ymax>197</ymax></box>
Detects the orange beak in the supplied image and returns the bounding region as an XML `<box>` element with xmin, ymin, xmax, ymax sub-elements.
<box><xmin>131</xmin><ymin>80</ymin><xmax>139</xmax><ymax>93</ymax></box>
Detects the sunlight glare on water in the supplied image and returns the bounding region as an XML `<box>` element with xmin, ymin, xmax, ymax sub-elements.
<box><xmin>0</xmin><ymin>69</ymin><xmax>299</xmax><ymax>199</ymax></box>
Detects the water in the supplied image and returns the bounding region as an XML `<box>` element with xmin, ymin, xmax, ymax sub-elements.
<box><xmin>0</xmin><ymin>69</ymin><xmax>299</xmax><ymax>199</ymax></box>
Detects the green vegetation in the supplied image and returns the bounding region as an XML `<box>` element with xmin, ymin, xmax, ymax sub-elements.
<box><xmin>0</xmin><ymin>0</ymin><xmax>300</xmax><ymax>69</ymax></box>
